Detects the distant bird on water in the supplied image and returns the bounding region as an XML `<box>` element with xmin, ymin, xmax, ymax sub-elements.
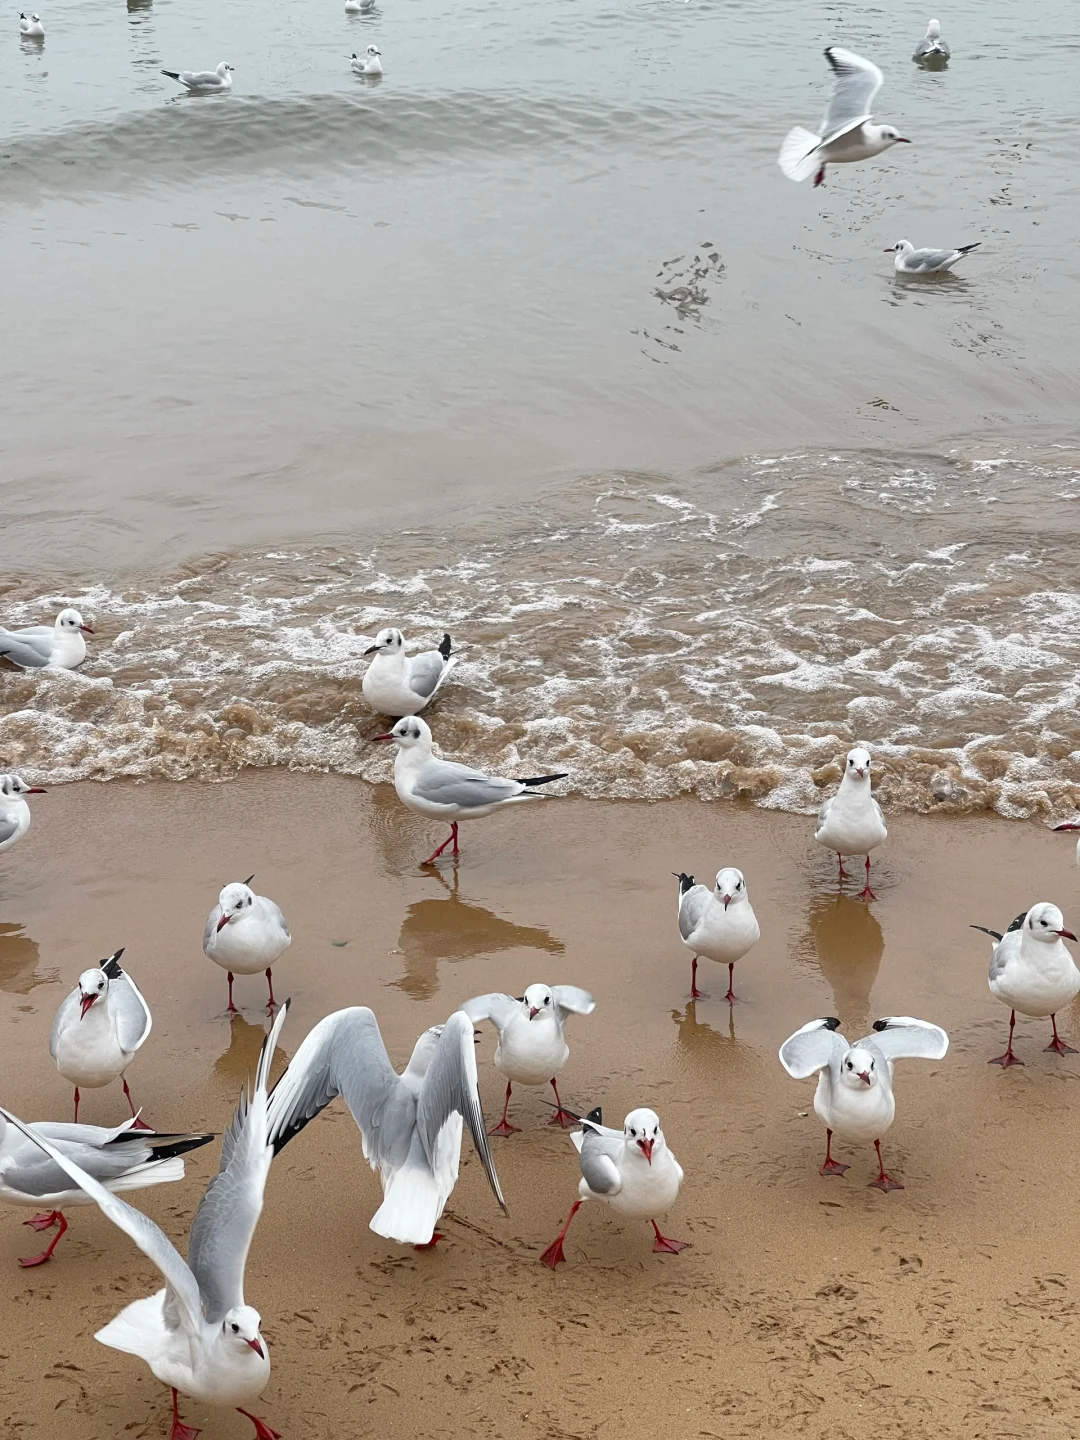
<box><xmin>913</xmin><ymin>18</ymin><xmax>950</xmax><ymax>64</ymax></box>
<box><xmin>0</xmin><ymin>607</ymin><xmax>93</xmax><ymax>669</ymax></box>
<box><xmin>778</xmin><ymin>47</ymin><xmax>909</xmax><ymax>188</ymax></box>
<box><xmin>351</xmin><ymin>44</ymin><xmax>382</xmax><ymax>76</ymax></box>
<box><xmin>19</xmin><ymin>11</ymin><xmax>44</xmax><ymax>37</ymax></box>
<box><xmin>161</xmin><ymin>61</ymin><xmax>234</xmax><ymax>92</ymax></box>
<box><xmin>886</xmin><ymin>239</ymin><xmax>979</xmax><ymax>274</ymax></box>
<box><xmin>362</xmin><ymin>627</ymin><xmax>453</xmax><ymax>714</ymax></box>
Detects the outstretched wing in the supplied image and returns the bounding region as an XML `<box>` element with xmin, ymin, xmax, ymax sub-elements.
<box><xmin>551</xmin><ymin>986</ymin><xmax>596</xmax><ymax>1025</ymax></box>
<box><xmin>0</xmin><ymin>1106</ymin><xmax>202</xmax><ymax>1335</ymax></box>
<box><xmin>459</xmin><ymin>992</ymin><xmax>521</xmax><ymax>1032</ymax></box>
<box><xmin>417</xmin><ymin>1012</ymin><xmax>506</xmax><ymax>1214</ymax></box>
<box><xmin>821</xmin><ymin>47</ymin><xmax>883</xmax><ymax>144</ymax></box>
<box><xmin>187</xmin><ymin>1002</ymin><xmax>288</xmax><ymax>1323</ymax></box>
<box><xmin>779</xmin><ymin>1017</ymin><xmax>848</xmax><ymax>1078</ymax></box>
<box><xmin>864</xmin><ymin>1016</ymin><xmax>949</xmax><ymax>1063</ymax></box>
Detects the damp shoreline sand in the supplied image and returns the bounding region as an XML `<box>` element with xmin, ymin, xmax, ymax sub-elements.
<box><xmin>2</xmin><ymin>776</ymin><xmax>1080</xmax><ymax>1437</ymax></box>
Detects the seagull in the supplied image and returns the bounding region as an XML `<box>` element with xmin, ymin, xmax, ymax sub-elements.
<box><xmin>2</xmin><ymin>1004</ymin><xmax>287</xmax><ymax>1438</ymax></box>
<box><xmin>1052</xmin><ymin>818</ymin><xmax>1080</xmax><ymax>867</ymax></box>
<box><xmin>50</xmin><ymin>949</ymin><xmax>151</xmax><ymax>1126</ymax></box>
<box><xmin>814</xmin><ymin>746</ymin><xmax>887</xmax><ymax>899</ymax></box>
<box><xmin>203</xmin><ymin>877</ymin><xmax>291</xmax><ymax>1016</ymax></box>
<box><xmin>779</xmin><ymin>1015</ymin><xmax>948</xmax><ymax>1190</ymax></box>
<box><xmin>675</xmin><ymin>867</ymin><xmax>760</xmax><ymax>1001</ymax></box>
<box><xmin>19</xmin><ymin>11</ymin><xmax>44</xmax><ymax>36</ymax></box>
<box><xmin>0</xmin><ymin>774</ymin><xmax>46</xmax><ymax>855</ymax></box>
<box><xmin>350</xmin><ymin>44</ymin><xmax>382</xmax><ymax>76</ymax></box>
<box><xmin>266</xmin><ymin>1006</ymin><xmax>506</xmax><ymax>1248</ymax></box>
<box><xmin>778</xmin><ymin>47</ymin><xmax>909</xmax><ymax>188</ymax></box>
<box><xmin>913</xmin><ymin>18</ymin><xmax>950</xmax><ymax>63</ymax></box>
<box><xmin>540</xmin><ymin>1106</ymin><xmax>686</xmax><ymax>1268</ymax></box>
<box><xmin>886</xmin><ymin>239</ymin><xmax>979</xmax><ymax>274</ymax></box>
<box><xmin>362</xmin><ymin>628</ymin><xmax>453</xmax><ymax>714</ymax></box>
<box><xmin>972</xmin><ymin>903</ymin><xmax>1080</xmax><ymax>1066</ymax></box>
<box><xmin>0</xmin><ymin>607</ymin><xmax>93</xmax><ymax>669</ymax></box>
<box><xmin>373</xmin><ymin>716</ymin><xmax>568</xmax><ymax>866</ymax></box>
<box><xmin>161</xmin><ymin>61</ymin><xmax>234</xmax><ymax>92</ymax></box>
<box><xmin>0</xmin><ymin>1110</ymin><xmax>212</xmax><ymax>1269</ymax></box>
<box><xmin>462</xmin><ymin>984</ymin><xmax>596</xmax><ymax>1136</ymax></box>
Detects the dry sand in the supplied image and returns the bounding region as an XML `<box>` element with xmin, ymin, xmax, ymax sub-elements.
<box><xmin>2</xmin><ymin>775</ymin><xmax>1080</xmax><ymax>1438</ymax></box>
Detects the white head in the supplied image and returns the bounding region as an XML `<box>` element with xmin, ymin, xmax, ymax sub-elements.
<box><xmin>521</xmin><ymin>982</ymin><xmax>555</xmax><ymax>1021</ymax></box>
<box><xmin>838</xmin><ymin>1043</ymin><xmax>880</xmax><ymax>1091</ymax></box>
<box><xmin>217</xmin><ymin>62</ymin><xmax>235</xmax><ymax>76</ymax></box>
<box><xmin>216</xmin><ymin>878</ymin><xmax>256</xmax><ymax>931</ymax></box>
<box><xmin>221</xmin><ymin>1305</ymin><xmax>265</xmax><ymax>1359</ymax></box>
<box><xmin>713</xmin><ymin>867</ymin><xmax>748</xmax><ymax>909</ymax></box>
<box><xmin>374</xmin><ymin>715</ymin><xmax>433</xmax><ymax>750</ymax></box>
<box><xmin>0</xmin><ymin>775</ymin><xmax>45</xmax><ymax>800</ymax></box>
<box><xmin>56</xmin><ymin>607</ymin><xmax>94</xmax><ymax>636</ymax></box>
<box><xmin>623</xmin><ymin>1107</ymin><xmax>664</xmax><ymax>1165</ymax></box>
<box><xmin>365</xmin><ymin>626</ymin><xmax>403</xmax><ymax>657</ymax></box>
<box><xmin>1023</xmin><ymin>902</ymin><xmax>1076</xmax><ymax>945</ymax></box>
<box><xmin>926</xmin><ymin>18</ymin><xmax>941</xmax><ymax>37</ymax></box>
<box><xmin>76</xmin><ymin>967</ymin><xmax>109</xmax><ymax>1018</ymax></box>
<box><xmin>843</xmin><ymin>746</ymin><xmax>872</xmax><ymax>784</ymax></box>
<box><xmin>31</xmin><ymin>11</ymin><xmax>40</xmax><ymax>18</ymax></box>
<box><xmin>885</xmin><ymin>239</ymin><xmax>914</xmax><ymax>255</ymax></box>
<box><xmin>874</xmin><ymin>126</ymin><xmax>910</xmax><ymax>148</ymax></box>
<box><xmin>366</xmin><ymin>44</ymin><xmax>381</xmax><ymax>57</ymax></box>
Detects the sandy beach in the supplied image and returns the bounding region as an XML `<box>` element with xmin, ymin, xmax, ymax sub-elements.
<box><xmin>3</xmin><ymin>776</ymin><xmax>1080</xmax><ymax>1438</ymax></box>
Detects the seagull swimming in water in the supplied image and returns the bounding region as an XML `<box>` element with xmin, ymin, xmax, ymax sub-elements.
<box><xmin>50</xmin><ymin>950</ymin><xmax>152</xmax><ymax>1125</ymax></box>
<box><xmin>19</xmin><ymin>11</ymin><xmax>44</xmax><ymax>37</ymax></box>
<box><xmin>779</xmin><ymin>1015</ymin><xmax>948</xmax><ymax>1191</ymax></box>
<box><xmin>675</xmin><ymin>867</ymin><xmax>760</xmax><ymax>1001</ymax></box>
<box><xmin>362</xmin><ymin>627</ymin><xmax>453</xmax><ymax>714</ymax></box>
<box><xmin>351</xmin><ymin>44</ymin><xmax>382</xmax><ymax>75</ymax></box>
<box><xmin>972</xmin><ymin>903</ymin><xmax>1080</xmax><ymax>1066</ymax></box>
<box><xmin>374</xmin><ymin>715</ymin><xmax>568</xmax><ymax>866</ymax></box>
<box><xmin>0</xmin><ymin>774</ymin><xmax>46</xmax><ymax>856</ymax></box>
<box><xmin>0</xmin><ymin>607</ymin><xmax>93</xmax><ymax>669</ymax></box>
<box><xmin>814</xmin><ymin>746</ymin><xmax>887</xmax><ymax>899</ymax></box>
<box><xmin>778</xmin><ymin>47</ymin><xmax>909</xmax><ymax>188</ymax></box>
<box><xmin>161</xmin><ymin>61</ymin><xmax>234</xmax><ymax>92</ymax></box>
<box><xmin>912</xmin><ymin>18</ymin><xmax>950</xmax><ymax>64</ymax></box>
<box><xmin>886</xmin><ymin>239</ymin><xmax>979</xmax><ymax>274</ymax></box>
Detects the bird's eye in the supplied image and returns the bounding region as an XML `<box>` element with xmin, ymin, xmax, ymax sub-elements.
<box><xmin>736</xmin><ymin>881</ymin><xmax>742</xmax><ymax>890</ymax></box>
<box><xmin>231</xmin><ymin>1323</ymin><xmax>239</xmax><ymax>1332</ymax></box>
<box><xmin>848</xmin><ymin>759</ymin><xmax>853</xmax><ymax>766</ymax></box>
<box><xmin>846</xmin><ymin>1061</ymin><xmax>853</xmax><ymax>1069</ymax></box>
<box><xmin>629</xmin><ymin>1128</ymin><xmax>636</xmax><ymax>1136</ymax></box>
<box><xmin>1041</xmin><ymin>919</ymin><xmax>1047</xmax><ymax>927</ymax></box>
<box><xmin>544</xmin><ymin>996</ymin><xmax>550</xmax><ymax>1005</ymax></box>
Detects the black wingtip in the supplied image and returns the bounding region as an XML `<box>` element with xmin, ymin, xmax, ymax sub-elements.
<box><xmin>674</xmin><ymin>872</ymin><xmax>695</xmax><ymax>893</ymax></box>
<box><xmin>242</xmin><ymin>874</ymin><xmax>255</xmax><ymax>886</ymax></box>
<box><xmin>109</xmin><ymin>1131</ymin><xmax>216</xmax><ymax>1160</ymax></box>
<box><xmin>583</xmin><ymin>1105</ymin><xmax>603</xmax><ymax>1126</ymax></box>
<box><xmin>970</xmin><ymin>924</ymin><xmax>1003</xmax><ymax>940</ymax></box>
<box><xmin>101</xmin><ymin>947</ymin><xmax>126</xmax><ymax>978</ymax></box>
<box><xmin>1006</xmin><ymin>912</ymin><xmax>1027</xmax><ymax>934</ymax></box>
<box><xmin>872</xmin><ymin>1019</ymin><xmax>890</xmax><ymax>1032</ymax></box>
<box><xmin>438</xmin><ymin>633</ymin><xmax>452</xmax><ymax>660</ymax></box>
<box><xmin>161</xmin><ymin>69</ymin><xmax>180</xmax><ymax>79</ymax></box>
<box><xmin>822</xmin><ymin>1017</ymin><xmax>841</xmax><ymax>1031</ymax></box>
<box><xmin>958</xmin><ymin>243</ymin><xmax>981</xmax><ymax>254</ymax></box>
<box><xmin>515</xmin><ymin>772</ymin><xmax>569</xmax><ymax>787</ymax></box>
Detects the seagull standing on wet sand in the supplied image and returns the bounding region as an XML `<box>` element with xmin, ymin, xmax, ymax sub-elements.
<box><xmin>374</xmin><ymin>715</ymin><xmax>568</xmax><ymax>865</ymax></box>
<box><xmin>779</xmin><ymin>1015</ymin><xmax>949</xmax><ymax>1191</ymax></box>
<box><xmin>0</xmin><ymin>607</ymin><xmax>93</xmax><ymax>669</ymax></box>
<box><xmin>972</xmin><ymin>903</ymin><xmax>1080</xmax><ymax>1066</ymax></box>
<box><xmin>814</xmin><ymin>746</ymin><xmax>887</xmax><ymax>899</ymax></box>
<box><xmin>2</xmin><ymin>1004</ymin><xmax>287</xmax><ymax>1440</ymax></box>
<box><xmin>912</xmin><ymin>18</ymin><xmax>950</xmax><ymax>63</ymax></box>
<box><xmin>778</xmin><ymin>47</ymin><xmax>909</xmax><ymax>188</ymax></box>
<box><xmin>50</xmin><ymin>950</ymin><xmax>151</xmax><ymax>1125</ymax></box>
<box><xmin>886</xmin><ymin>239</ymin><xmax>979</xmax><ymax>274</ymax></box>
<box><xmin>266</xmin><ymin>1007</ymin><xmax>506</xmax><ymax>1248</ymax></box>
<box><xmin>675</xmin><ymin>867</ymin><xmax>760</xmax><ymax>1001</ymax></box>
<box><xmin>203</xmin><ymin>878</ymin><xmax>291</xmax><ymax>1015</ymax></box>
<box><xmin>540</xmin><ymin>1106</ymin><xmax>686</xmax><ymax>1268</ymax></box>
<box><xmin>463</xmin><ymin>984</ymin><xmax>596</xmax><ymax>1136</ymax></box>
<box><xmin>362</xmin><ymin>627</ymin><xmax>453</xmax><ymax>714</ymax></box>
<box><xmin>0</xmin><ymin>774</ymin><xmax>46</xmax><ymax>855</ymax></box>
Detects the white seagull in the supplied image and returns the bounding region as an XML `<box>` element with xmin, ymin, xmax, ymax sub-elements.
<box><xmin>675</xmin><ymin>867</ymin><xmax>760</xmax><ymax>1001</ymax></box>
<box><xmin>350</xmin><ymin>44</ymin><xmax>382</xmax><ymax>76</ymax></box>
<box><xmin>463</xmin><ymin>984</ymin><xmax>596</xmax><ymax>1136</ymax></box>
<box><xmin>778</xmin><ymin>47</ymin><xmax>909</xmax><ymax>188</ymax></box>
<box><xmin>886</xmin><ymin>239</ymin><xmax>979</xmax><ymax>274</ymax></box>
<box><xmin>345</xmin><ymin>0</ymin><xmax>374</xmax><ymax>10</ymax></box>
<box><xmin>913</xmin><ymin>18</ymin><xmax>950</xmax><ymax>63</ymax></box>
<box><xmin>267</xmin><ymin>1007</ymin><xmax>506</xmax><ymax>1248</ymax></box>
<box><xmin>374</xmin><ymin>715</ymin><xmax>567</xmax><ymax>866</ymax></box>
<box><xmin>0</xmin><ymin>607</ymin><xmax>93</xmax><ymax>669</ymax></box>
<box><xmin>0</xmin><ymin>1110</ymin><xmax>211</xmax><ymax>1269</ymax></box>
<box><xmin>161</xmin><ymin>61</ymin><xmax>234</xmax><ymax>92</ymax></box>
<box><xmin>540</xmin><ymin>1106</ymin><xmax>686</xmax><ymax>1268</ymax></box>
<box><xmin>19</xmin><ymin>10</ymin><xmax>44</xmax><ymax>36</ymax></box>
<box><xmin>362</xmin><ymin>627</ymin><xmax>453</xmax><ymax>714</ymax></box>
<box><xmin>779</xmin><ymin>1015</ymin><xmax>948</xmax><ymax>1191</ymax></box>
<box><xmin>50</xmin><ymin>949</ymin><xmax>152</xmax><ymax>1125</ymax></box>
<box><xmin>0</xmin><ymin>774</ymin><xmax>46</xmax><ymax>855</ymax></box>
<box><xmin>203</xmin><ymin>876</ymin><xmax>291</xmax><ymax>1016</ymax></box>
<box><xmin>2</xmin><ymin>1004</ymin><xmax>288</xmax><ymax>1439</ymax></box>
<box><xmin>972</xmin><ymin>903</ymin><xmax>1080</xmax><ymax>1067</ymax></box>
<box><xmin>814</xmin><ymin>746</ymin><xmax>887</xmax><ymax>899</ymax></box>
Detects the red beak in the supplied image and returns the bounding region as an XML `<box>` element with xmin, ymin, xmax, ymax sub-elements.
<box><xmin>80</xmin><ymin>625</ymin><xmax>95</xmax><ymax>634</ymax></box>
<box><xmin>79</xmin><ymin>992</ymin><xmax>97</xmax><ymax>1019</ymax></box>
<box><xmin>27</xmin><ymin>786</ymin><xmax>47</xmax><ymax>794</ymax></box>
<box><xmin>1058</xmin><ymin>929</ymin><xmax>1078</xmax><ymax>942</ymax></box>
<box><xmin>1054</xmin><ymin>822</ymin><xmax>1080</xmax><ymax>831</ymax></box>
<box><xmin>895</xmin><ymin>137</ymin><xmax>911</xmax><ymax>143</ymax></box>
<box><xmin>372</xmin><ymin>734</ymin><xmax>394</xmax><ymax>742</ymax></box>
<box><xmin>529</xmin><ymin>1006</ymin><xmax>540</xmax><ymax>1019</ymax></box>
<box><xmin>637</xmin><ymin>1138</ymin><xmax>654</xmax><ymax>1164</ymax></box>
<box><xmin>247</xmin><ymin>1339</ymin><xmax>265</xmax><ymax>1358</ymax></box>
<box><xmin>722</xmin><ymin>895</ymin><xmax>731</xmax><ymax>909</ymax></box>
<box><xmin>858</xmin><ymin>1071</ymin><xmax>871</xmax><ymax>1084</ymax></box>
<box><xmin>216</xmin><ymin>913</ymin><xmax>231</xmax><ymax>932</ymax></box>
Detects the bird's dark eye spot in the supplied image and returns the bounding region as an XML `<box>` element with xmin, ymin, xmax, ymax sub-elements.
<box><xmin>629</xmin><ymin>1128</ymin><xmax>636</xmax><ymax>1136</ymax></box>
<box><xmin>736</xmin><ymin>881</ymin><xmax>742</xmax><ymax>890</ymax></box>
<box><xmin>231</xmin><ymin>1323</ymin><xmax>239</xmax><ymax>1332</ymax></box>
<box><xmin>544</xmin><ymin>996</ymin><xmax>550</xmax><ymax>1005</ymax></box>
<box><xmin>1041</xmin><ymin>920</ymin><xmax>1048</xmax><ymax>927</ymax></box>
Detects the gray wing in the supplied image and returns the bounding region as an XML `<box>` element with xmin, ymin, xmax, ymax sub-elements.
<box><xmin>551</xmin><ymin>986</ymin><xmax>595</xmax><ymax>1023</ymax></box>
<box><xmin>266</xmin><ymin>1007</ymin><xmax>400</xmax><ymax>1159</ymax></box>
<box><xmin>0</xmin><ymin>815</ymin><xmax>19</xmax><ymax>846</ymax></box>
<box><xmin>821</xmin><ymin>47</ymin><xmax>883</xmax><ymax>143</ymax></box>
<box><xmin>108</xmin><ymin>968</ymin><xmax>152</xmax><ymax>1053</ymax></box>
<box><xmin>862</xmin><ymin>1017</ymin><xmax>948</xmax><ymax>1062</ymax></box>
<box><xmin>182</xmin><ymin>69</ymin><xmax>223</xmax><ymax>86</ymax></box>
<box><xmin>578</xmin><ymin>1127</ymin><xmax>622</xmax><ymax>1194</ymax></box>
<box><xmin>907</xmin><ymin>248</ymin><xmax>958</xmax><ymax>271</ymax></box>
<box><xmin>0</xmin><ymin>629</ymin><xmax>50</xmax><ymax>667</ymax></box>
<box><xmin>407</xmin><ymin>652</ymin><xmax>447</xmax><ymax>700</ymax></box>
<box><xmin>815</xmin><ymin>795</ymin><xmax>832</xmax><ymax>833</ymax></box>
<box><xmin>49</xmin><ymin>988</ymin><xmax>81</xmax><ymax>1062</ymax></box>
<box><xmin>2</xmin><ymin>1129</ymin><xmax>169</xmax><ymax>1197</ymax></box>
<box><xmin>187</xmin><ymin>1002</ymin><xmax>287</xmax><ymax>1323</ymax></box>
<box><xmin>417</xmin><ymin>1011</ymin><xmax>506</xmax><ymax>1213</ymax></box>
<box><xmin>678</xmin><ymin>886</ymin><xmax>711</xmax><ymax>941</ymax></box>
<box><xmin>0</xmin><ymin>1106</ymin><xmax>203</xmax><ymax>1334</ymax></box>
<box><xmin>460</xmin><ymin>992</ymin><xmax>521</xmax><ymax>1031</ymax></box>
<box><xmin>412</xmin><ymin>758</ymin><xmax>523</xmax><ymax>810</ymax></box>
<box><xmin>779</xmin><ymin>1018</ymin><xmax>848</xmax><ymax>1078</ymax></box>
<box><xmin>263</xmin><ymin>899</ymin><xmax>289</xmax><ymax>938</ymax></box>
<box><xmin>202</xmin><ymin>904</ymin><xmax>223</xmax><ymax>955</ymax></box>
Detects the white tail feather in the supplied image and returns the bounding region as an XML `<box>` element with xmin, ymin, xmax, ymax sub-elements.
<box><xmin>370</xmin><ymin>1162</ymin><xmax>442</xmax><ymax>1245</ymax></box>
<box><xmin>777</xmin><ymin>126</ymin><xmax>822</xmax><ymax>182</ymax></box>
<box><xmin>96</xmin><ymin>1291</ymin><xmax>169</xmax><ymax>1360</ymax></box>
<box><xmin>106</xmin><ymin>1156</ymin><xmax>186</xmax><ymax>1193</ymax></box>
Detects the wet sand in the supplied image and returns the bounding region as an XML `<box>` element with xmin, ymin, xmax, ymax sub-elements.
<box><xmin>2</xmin><ymin>776</ymin><xmax>1080</xmax><ymax>1438</ymax></box>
